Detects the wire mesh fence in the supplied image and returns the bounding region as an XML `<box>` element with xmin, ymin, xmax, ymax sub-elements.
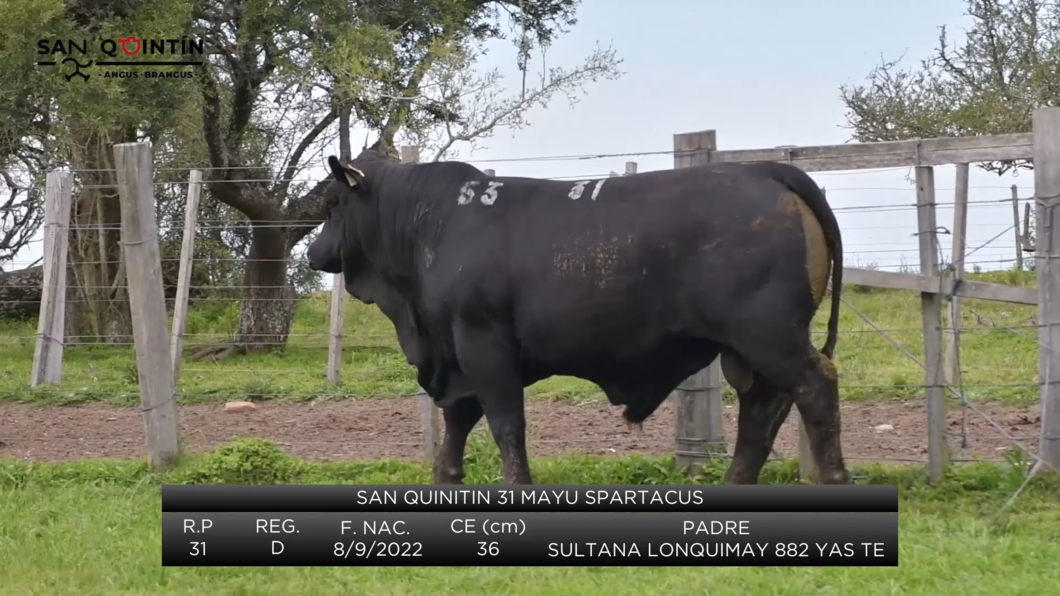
<box><xmin>0</xmin><ymin>132</ymin><xmax>1051</xmax><ymax>486</ymax></box>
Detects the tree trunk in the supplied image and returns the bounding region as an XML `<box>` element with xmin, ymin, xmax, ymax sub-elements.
<box><xmin>236</xmin><ymin>224</ymin><xmax>297</xmax><ymax>352</ymax></box>
<box><xmin>68</xmin><ymin>173</ymin><xmax>132</xmax><ymax>344</ymax></box>
<box><xmin>63</xmin><ymin>260</ymin><xmax>82</xmax><ymax>345</ymax></box>
<box><xmin>64</xmin><ymin>127</ymin><xmax>134</xmax><ymax>344</ymax></box>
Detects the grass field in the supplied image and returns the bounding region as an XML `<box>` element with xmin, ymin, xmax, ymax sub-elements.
<box><xmin>1</xmin><ymin>436</ymin><xmax>1059</xmax><ymax>595</ymax></box>
<box><xmin>0</xmin><ymin>269</ymin><xmax>1042</xmax><ymax>407</ymax></box>
<box><xmin>1</xmin><ymin>268</ymin><xmax>1055</xmax><ymax>594</ymax></box>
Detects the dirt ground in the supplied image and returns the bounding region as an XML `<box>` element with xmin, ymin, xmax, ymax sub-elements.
<box><xmin>0</xmin><ymin>397</ymin><xmax>1043</xmax><ymax>465</ymax></box>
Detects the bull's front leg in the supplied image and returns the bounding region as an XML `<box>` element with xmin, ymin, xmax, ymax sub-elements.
<box><xmin>451</xmin><ymin>321</ymin><xmax>533</xmax><ymax>485</ymax></box>
<box><xmin>434</xmin><ymin>397</ymin><xmax>484</xmax><ymax>484</ymax></box>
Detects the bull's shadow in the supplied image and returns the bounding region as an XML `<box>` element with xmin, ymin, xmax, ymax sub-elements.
<box><xmin>307</xmin><ymin>146</ymin><xmax>851</xmax><ymax>486</ymax></box>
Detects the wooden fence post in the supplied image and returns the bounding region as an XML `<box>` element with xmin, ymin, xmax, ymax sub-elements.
<box><xmin>1033</xmin><ymin>107</ymin><xmax>1060</xmax><ymax>471</ymax></box>
<box><xmin>672</xmin><ymin>130</ymin><xmax>727</xmax><ymax>470</ymax></box>
<box><xmin>1011</xmin><ymin>185</ymin><xmax>1024</xmax><ymax>270</ymax></box>
<box><xmin>114</xmin><ymin>141</ymin><xmax>181</xmax><ymax>469</ymax></box>
<box><xmin>401</xmin><ymin>144</ymin><xmax>442</xmax><ymax>463</ymax></box>
<box><xmin>30</xmin><ymin>170</ymin><xmax>73</xmax><ymax>386</ymax></box>
<box><xmin>170</xmin><ymin>170</ymin><xmax>202</xmax><ymax>383</ymax></box>
<box><xmin>916</xmin><ymin>165</ymin><xmax>947</xmax><ymax>483</ymax></box>
<box><xmin>944</xmin><ymin>164</ymin><xmax>969</xmax><ymax>392</ymax></box>
<box><xmin>327</xmin><ymin>273</ymin><xmax>346</xmax><ymax>382</ymax></box>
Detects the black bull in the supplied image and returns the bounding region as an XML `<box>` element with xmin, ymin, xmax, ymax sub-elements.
<box><xmin>307</xmin><ymin>149</ymin><xmax>851</xmax><ymax>486</ymax></box>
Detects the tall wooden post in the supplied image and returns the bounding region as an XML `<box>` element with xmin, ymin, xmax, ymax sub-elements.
<box><xmin>113</xmin><ymin>141</ymin><xmax>180</xmax><ymax>469</ymax></box>
<box><xmin>1033</xmin><ymin>107</ymin><xmax>1060</xmax><ymax>471</ymax></box>
<box><xmin>672</xmin><ymin>130</ymin><xmax>727</xmax><ymax>470</ymax></box>
<box><xmin>326</xmin><ymin>274</ymin><xmax>346</xmax><ymax>383</ymax></box>
<box><xmin>944</xmin><ymin>164</ymin><xmax>969</xmax><ymax>391</ymax></box>
<box><xmin>30</xmin><ymin>170</ymin><xmax>73</xmax><ymax>386</ymax></box>
<box><xmin>1011</xmin><ymin>185</ymin><xmax>1024</xmax><ymax>270</ymax></box>
<box><xmin>916</xmin><ymin>165</ymin><xmax>947</xmax><ymax>483</ymax></box>
<box><xmin>170</xmin><ymin>170</ymin><xmax>202</xmax><ymax>383</ymax></box>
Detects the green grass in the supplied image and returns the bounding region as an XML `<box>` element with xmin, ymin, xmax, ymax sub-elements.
<box><xmin>1</xmin><ymin>436</ymin><xmax>1059</xmax><ymax>594</ymax></box>
<box><xmin>0</xmin><ymin>268</ymin><xmax>1041</xmax><ymax>406</ymax></box>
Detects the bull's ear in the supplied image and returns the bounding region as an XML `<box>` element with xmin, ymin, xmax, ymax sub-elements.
<box><xmin>328</xmin><ymin>155</ymin><xmax>365</xmax><ymax>188</ymax></box>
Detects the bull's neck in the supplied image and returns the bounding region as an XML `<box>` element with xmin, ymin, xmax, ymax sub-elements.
<box><xmin>363</xmin><ymin>162</ymin><xmax>435</xmax><ymax>292</ymax></box>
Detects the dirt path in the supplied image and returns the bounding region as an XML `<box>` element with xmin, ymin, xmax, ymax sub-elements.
<box><xmin>0</xmin><ymin>398</ymin><xmax>1042</xmax><ymax>464</ymax></box>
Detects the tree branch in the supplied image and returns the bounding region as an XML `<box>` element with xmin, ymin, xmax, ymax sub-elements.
<box><xmin>283</xmin><ymin>179</ymin><xmax>332</xmax><ymax>249</ymax></box>
<box><xmin>377</xmin><ymin>52</ymin><xmax>440</xmax><ymax>153</ymax></box>
<box><xmin>276</xmin><ymin>107</ymin><xmax>338</xmax><ymax>198</ymax></box>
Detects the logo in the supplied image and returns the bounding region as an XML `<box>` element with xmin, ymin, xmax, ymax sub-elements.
<box><xmin>61</xmin><ymin>57</ymin><xmax>92</xmax><ymax>82</ymax></box>
<box><xmin>37</xmin><ymin>37</ymin><xmax>205</xmax><ymax>82</ymax></box>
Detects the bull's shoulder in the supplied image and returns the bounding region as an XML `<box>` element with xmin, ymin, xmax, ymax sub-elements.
<box><xmin>402</xmin><ymin>160</ymin><xmax>485</xmax><ymax>184</ymax></box>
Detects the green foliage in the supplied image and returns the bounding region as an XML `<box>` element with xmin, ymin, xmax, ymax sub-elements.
<box><xmin>3</xmin><ymin>442</ymin><xmax>1060</xmax><ymax>594</ymax></box>
<box><xmin>3</xmin><ymin>437</ymin><xmax>1060</xmax><ymax>593</ymax></box>
<box><xmin>840</xmin><ymin>0</ymin><xmax>1060</xmax><ymax>175</ymax></box>
<box><xmin>2</xmin><ymin>0</ymin><xmax>617</xmax><ymax>348</ymax></box>
<box><xmin>0</xmin><ymin>265</ymin><xmax>1043</xmax><ymax>404</ymax></box>
<box><xmin>173</xmin><ymin>437</ymin><xmax>306</xmax><ymax>485</ymax></box>
<box><xmin>1</xmin><ymin>0</ymin><xmax>197</xmax><ymax>145</ymax></box>
<box><xmin>4</xmin><ymin>434</ymin><xmax>1060</xmax><ymax>495</ymax></box>
<box><xmin>0</xmin><ymin>0</ymin><xmax>203</xmax><ymax>275</ymax></box>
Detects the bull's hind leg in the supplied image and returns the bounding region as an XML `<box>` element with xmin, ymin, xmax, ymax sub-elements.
<box><xmin>451</xmin><ymin>321</ymin><xmax>533</xmax><ymax>485</ymax></box>
<box><xmin>434</xmin><ymin>397</ymin><xmax>484</xmax><ymax>484</ymax></box>
<box><xmin>790</xmin><ymin>350</ymin><xmax>850</xmax><ymax>484</ymax></box>
<box><xmin>726</xmin><ymin>333</ymin><xmax>851</xmax><ymax>485</ymax></box>
<box><xmin>724</xmin><ymin>374</ymin><xmax>794</xmax><ymax>484</ymax></box>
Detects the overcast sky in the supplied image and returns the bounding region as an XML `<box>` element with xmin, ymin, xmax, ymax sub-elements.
<box><xmin>8</xmin><ymin>0</ymin><xmax>1032</xmax><ymax>277</ymax></box>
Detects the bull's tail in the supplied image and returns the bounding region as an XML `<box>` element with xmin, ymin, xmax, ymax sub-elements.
<box><xmin>757</xmin><ymin>161</ymin><xmax>843</xmax><ymax>359</ymax></box>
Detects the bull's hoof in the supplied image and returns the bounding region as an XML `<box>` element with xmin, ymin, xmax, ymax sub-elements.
<box><xmin>433</xmin><ymin>464</ymin><xmax>465</xmax><ymax>485</ymax></box>
<box><xmin>723</xmin><ymin>467</ymin><xmax>760</xmax><ymax>485</ymax></box>
<box><xmin>818</xmin><ymin>470</ymin><xmax>852</xmax><ymax>485</ymax></box>
<box><xmin>625</xmin><ymin>420</ymin><xmax>643</xmax><ymax>432</ymax></box>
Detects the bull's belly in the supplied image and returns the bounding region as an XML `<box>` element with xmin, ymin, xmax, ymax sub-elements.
<box><xmin>513</xmin><ymin>323</ymin><xmax>719</xmax><ymax>392</ymax></box>
<box><xmin>514</xmin><ymin>324</ymin><xmax>663</xmax><ymax>368</ymax></box>
<box><xmin>512</xmin><ymin>300</ymin><xmax>708</xmax><ymax>363</ymax></box>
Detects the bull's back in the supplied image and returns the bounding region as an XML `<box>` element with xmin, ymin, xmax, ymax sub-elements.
<box><xmin>480</xmin><ymin>167</ymin><xmax>817</xmax><ymax>360</ymax></box>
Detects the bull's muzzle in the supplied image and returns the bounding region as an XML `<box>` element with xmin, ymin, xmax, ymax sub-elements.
<box><xmin>306</xmin><ymin>246</ymin><xmax>342</xmax><ymax>274</ymax></box>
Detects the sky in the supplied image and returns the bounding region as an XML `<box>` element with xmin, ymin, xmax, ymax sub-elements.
<box><xmin>7</xmin><ymin>0</ymin><xmax>1033</xmax><ymax>279</ymax></box>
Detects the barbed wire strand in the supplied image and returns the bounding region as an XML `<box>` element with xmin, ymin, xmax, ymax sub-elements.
<box><xmin>838</xmin><ymin>295</ymin><xmax>1051</xmax><ymax>488</ymax></box>
<box><xmin>0</xmin><ymin>164</ymin><xmax>1046</xmax><ymax>485</ymax></box>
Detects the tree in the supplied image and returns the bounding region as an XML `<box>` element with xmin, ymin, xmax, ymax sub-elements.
<box><xmin>839</xmin><ymin>0</ymin><xmax>1060</xmax><ymax>177</ymax></box>
<box><xmin>189</xmin><ymin>0</ymin><xmax>622</xmax><ymax>358</ymax></box>
<box><xmin>0</xmin><ymin>171</ymin><xmax>43</xmax><ymax>269</ymax></box>
<box><xmin>0</xmin><ymin>0</ymin><xmax>199</xmax><ymax>339</ymax></box>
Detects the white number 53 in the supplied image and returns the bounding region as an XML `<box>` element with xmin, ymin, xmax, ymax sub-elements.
<box><xmin>457</xmin><ymin>181</ymin><xmax>504</xmax><ymax>206</ymax></box>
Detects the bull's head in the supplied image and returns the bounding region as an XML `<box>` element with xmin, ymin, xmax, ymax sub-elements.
<box><xmin>306</xmin><ymin>147</ymin><xmax>392</xmax><ymax>273</ymax></box>
<box><xmin>306</xmin><ymin>150</ymin><xmax>474</xmax><ymax>407</ymax></box>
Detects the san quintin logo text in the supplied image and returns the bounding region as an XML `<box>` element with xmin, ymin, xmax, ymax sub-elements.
<box><xmin>37</xmin><ymin>36</ymin><xmax>205</xmax><ymax>82</ymax></box>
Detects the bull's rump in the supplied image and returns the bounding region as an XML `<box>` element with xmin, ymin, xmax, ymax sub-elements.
<box><xmin>431</xmin><ymin>166</ymin><xmax>827</xmax><ymax>367</ymax></box>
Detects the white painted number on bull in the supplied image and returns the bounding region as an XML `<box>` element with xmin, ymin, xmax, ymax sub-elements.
<box><xmin>457</xmin><ymin>180</ymin><xmax>505</xmax><ymax>206</ymax></box>
<box><xmin>457</xmin><ymin>181</ymin><xmax>480</xmax><ymax>205</ymax></box>
<box><xmin>590</xmin><ymin>179</ymin><xmax>606</xmax><ymax>200</ymax></box>
<box><xmin>569</xmin><ymin>180</ymin><xmax>590</xmax><ymax>200</ymax></box>
<box><xmin>480</xmin><ymin>181</ymin><xmax>504</xmax><ymax>206</ymax></box>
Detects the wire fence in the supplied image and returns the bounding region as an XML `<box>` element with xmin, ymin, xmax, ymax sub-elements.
<box><xmin>0</xmin><ymin>136</ymin><xmax>1050</xmax><ymax>489</ymax></box>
